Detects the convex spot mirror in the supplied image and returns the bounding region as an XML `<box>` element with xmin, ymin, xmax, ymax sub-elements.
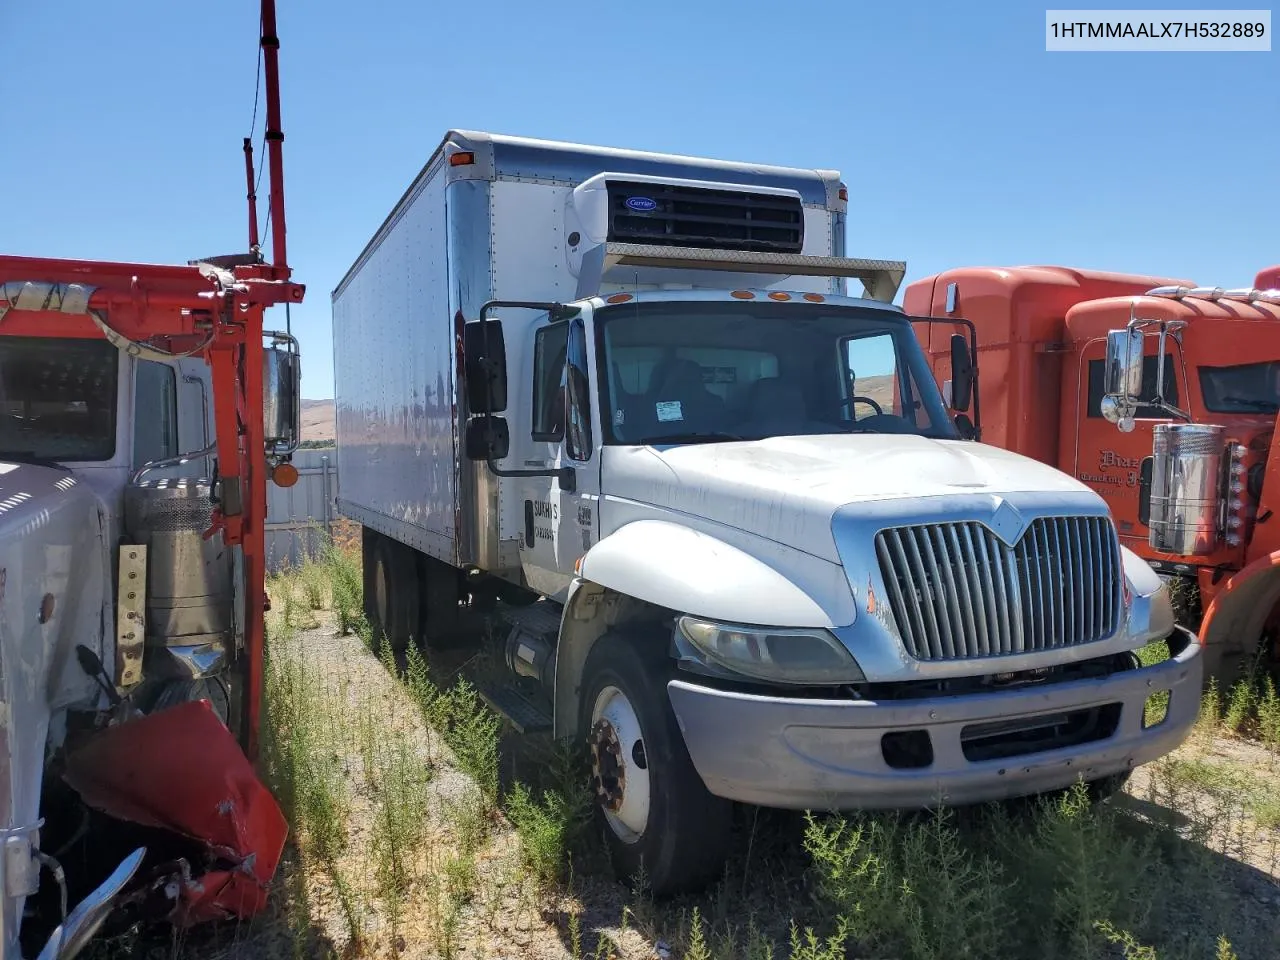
<box><xmin>465</xmin><ymin>415</ymin><xmax>509</xmax><ymax>461</ymax></box>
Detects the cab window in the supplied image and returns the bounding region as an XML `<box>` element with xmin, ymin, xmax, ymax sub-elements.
<box><xmin>133</xmin><ymin>360</ymin><xmax>179</xmax><ymax>467</ymax></box>
<box><xmin>0</xmin><ymin>336</ymin><xmax>118</xmax><ymax>461</ymax></box>
<box><xmin>531</xmin><ymin>323</ymin><xmax>568</xmax><ymax>441</ymax></box>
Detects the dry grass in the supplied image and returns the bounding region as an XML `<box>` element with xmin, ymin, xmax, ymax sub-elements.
<box><xmin>160</xmin><ymin>541</ymin><xmax>1280</xmax><ymax>960</ymax></box>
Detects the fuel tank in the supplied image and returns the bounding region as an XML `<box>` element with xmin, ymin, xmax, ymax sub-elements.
<box><xmin>123</xmin><ymin>478</ymin><xmax>233</xmax><ymax>681</ymax></box>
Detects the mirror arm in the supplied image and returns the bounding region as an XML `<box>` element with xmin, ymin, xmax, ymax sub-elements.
<box><xmin>477</xmin><ymin>299</ymin><xmax>577</xmax><ymax>324</ymax></box>
<box><xmin>1122</xmin><ymin>317</ymin><xmax>1191</xmax><ymax>423</ymax></box>
<box><xmin>481</xmin><ymin>463</ymin><xmax>578</xmax><ymax>496</ymax></box>
<box><xmin>1149</xmin><ymin>400</ymin><xmax>1193</xmax><ymax>423</ymax></box>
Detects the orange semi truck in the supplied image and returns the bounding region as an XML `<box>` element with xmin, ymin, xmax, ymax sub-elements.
<box><xmin>904</xmin><ymin>264</ymin><xmax>1280</xmax><ymax>686</ymax></box>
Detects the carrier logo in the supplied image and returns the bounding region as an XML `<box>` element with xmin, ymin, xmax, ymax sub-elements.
<box><xmin>625</xmin><ymin>196</ymin><xmax>658</xmax><ymax>212</ymax></box>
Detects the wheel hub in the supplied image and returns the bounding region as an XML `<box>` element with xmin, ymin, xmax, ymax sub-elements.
<box><xmin>589</xmin><ymin>717</ymin><xmax>625</xmax><ymax>811</ymax></box>
<box><xmin>588</xmin><ymin>684</ymin><xmax>651</xmax><ymax>841</ymax></box>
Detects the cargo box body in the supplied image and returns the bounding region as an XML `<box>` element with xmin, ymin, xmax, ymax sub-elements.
<box><xmin>332</xmin><ymin>130</ymin><xmax>849</xmax><ymax>575</ymax></box>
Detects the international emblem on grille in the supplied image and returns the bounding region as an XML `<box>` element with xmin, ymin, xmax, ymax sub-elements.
<box><xmin>988</xmin><ymin>497</ymin><xmax>1028</xmax><ymax>547</ymax></box>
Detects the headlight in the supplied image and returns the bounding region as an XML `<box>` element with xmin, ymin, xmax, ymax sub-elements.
<box><xmin>677</xmin><ymin>616</ymin><xmax>865</xmax><ymax>685</ymax></box>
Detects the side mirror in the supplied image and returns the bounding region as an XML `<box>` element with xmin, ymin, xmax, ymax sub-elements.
<box><xmin>949</xmin><ymin>334</ymin><xmax>974</xmax><ymax>412</ymax></box>
<box><xmin>463</xmin><ymin>319</ymin><xmax>508</xmax><ymax>413</ymax></box>
<box><xmin>465</xmin><ymin>415</ymin><xmax>510</xmax><ymax>461</ymax></box>
<box><xmin>1102</xmin><ymin>328</ymin><xmax>1144</xmax><ymax>427</ymax></box>
<box><xmin>263</xmin><ymin>332</ymin><xmax>301</xmax><ymax>456</ymax></box>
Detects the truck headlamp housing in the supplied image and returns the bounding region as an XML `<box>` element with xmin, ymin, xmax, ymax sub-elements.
<box><xmin>677</xmin><ymin>616</ymin><xmax>865</xmax><ymax>685</ymax></box>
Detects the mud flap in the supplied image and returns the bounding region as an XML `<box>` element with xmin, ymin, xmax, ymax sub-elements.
<box><xmin>60</xmin><ymin>699</ymin><xmax>287</xmax><ymax>926</ymax></box>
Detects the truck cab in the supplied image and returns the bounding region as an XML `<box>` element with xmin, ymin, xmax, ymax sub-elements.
<box><xmin>499</xmin><ymin>288</ymin><xmax>957</xmax><ymax>600</ymax></box>
<box><xmin>904</xmin><ymin>265</ymin><xmax>1280</xmax><ymax>682</ymax></box>
<box><xmin>334</xmin><ymin>131</ymin><xmax>1201</xmax><ymax>897</ymax></box>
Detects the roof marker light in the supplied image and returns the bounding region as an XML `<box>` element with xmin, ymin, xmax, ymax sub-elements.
<box><xmin>803</xmin><ymin>293</ymin><xmax>825</xmax><ymax>303</ymax></box>
<box><xmin>449</xmin><ymin>151</ymin><xmax>476</xmax><ymax>167</ymax></box>
<box><xmin>606</xmin><ymin>293</ymin><xmax>634</xmax><ymax>304</ymax></box>
<box><xmin>731</xmin><ymin>290</ymin><xmax>755</xmax><ymax>299</ymax></box>
<box><xmin>768</xmin><ymin>291</ymin><xmax>791</xmax><ymax>301</ymax></box>
<box><xmin>838</xmin><ymin>187</ymin><xmax>848</xmax><ymax>202</ymax></box>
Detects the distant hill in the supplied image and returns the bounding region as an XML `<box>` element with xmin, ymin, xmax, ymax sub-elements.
<box><xmin>855</xmin><ymin>374</ymin><xmax>896</xmax><ymax>412</ymax></box>
<box><xmin>301</xmin><ymin>399</ymin><xmax>335</xmax><ymax>441</ymax></box>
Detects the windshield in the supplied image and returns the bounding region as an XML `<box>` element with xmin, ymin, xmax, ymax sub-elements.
<box><xmin>1199</xmin><ymin>361</ymin><xmax>1280</xmax><ymax>414</ymax></box>
<box><xmin>595</xmin><ymin>300</ymin><xmax>957</xmax><ymax>445</ymax></box>
<box><xmin>0</xmin><ymin>336</ymin><xmax>118</xmax><ymax>461</ymax></box>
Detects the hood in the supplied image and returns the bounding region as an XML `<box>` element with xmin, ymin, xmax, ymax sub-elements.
<box><xmin>0</xmin><ymin>459</ymin><xmax>110</xmax><ymax>712</ymax></box>
<box><xmin>601</xmin><ymin>434</ymin><xmax>1099</xmax><ymax>563</ymax></box>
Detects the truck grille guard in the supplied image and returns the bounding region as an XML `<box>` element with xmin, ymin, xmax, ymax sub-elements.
<box><xmin>874</xmin><ymin>516</ymin><xmax>1122</xmax><ymax>661</ymax></box>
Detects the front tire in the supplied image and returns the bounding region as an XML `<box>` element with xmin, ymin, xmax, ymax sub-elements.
<box><xmin>579</xmin><ymin>629</ymin><xmax>732</xmax><ymax>896</ymax></box>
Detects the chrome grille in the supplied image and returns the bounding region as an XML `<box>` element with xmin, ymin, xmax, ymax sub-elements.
<box><xmin>874</xmin><ymin>516</ymin><xmax>1121</xmax><ymax>661</ymax></box>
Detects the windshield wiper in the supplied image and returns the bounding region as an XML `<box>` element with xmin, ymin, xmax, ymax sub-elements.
<box><xmin>1220</xmin><ymin>395</ymin><xmax>1279</xmax><ymax>411</ymax></box>
<box><xmin>643</xmin><ymin>431</ymin><xmax>746</xmax><ymax>446</ymax></box>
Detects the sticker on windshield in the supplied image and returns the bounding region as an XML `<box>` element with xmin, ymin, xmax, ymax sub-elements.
<box><xmin>613</xmin><ymin>409</ymin><xmax>625</xmax><ymax>426</ymax></box>
<box><xmin>655</xmin><ymin>401</ymin><xmax>683</xmax><ymax>422</ymax></box>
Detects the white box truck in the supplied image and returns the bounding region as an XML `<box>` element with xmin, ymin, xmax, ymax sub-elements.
<box><xmin>331</xmin><ymin>130</ymin><xmax>1202</xmax><ymax>894</ymax></box>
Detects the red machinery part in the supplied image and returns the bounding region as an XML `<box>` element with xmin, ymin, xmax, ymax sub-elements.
<box><xmin>61</xmin><ymin>700</ymin><xmax>289</xmax><ymax>925</ymax></box>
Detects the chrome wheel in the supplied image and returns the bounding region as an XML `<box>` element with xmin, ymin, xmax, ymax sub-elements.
<box><xmin>589</xmin><ymin>684</ymin><xmax>651</xmax><ymax>842</ymax></box>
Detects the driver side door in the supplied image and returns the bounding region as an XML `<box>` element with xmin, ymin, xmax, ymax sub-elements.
<box><xmin>516</xmin><ymin>316</ymin><xmax>601</xmax><ymax>600</ymax></box>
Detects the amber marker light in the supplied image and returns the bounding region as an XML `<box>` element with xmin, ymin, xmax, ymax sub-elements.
<box><xmin>272</xmin><ymin>462</ymin><xmax>300</xmax><ymax>488</ymax></box>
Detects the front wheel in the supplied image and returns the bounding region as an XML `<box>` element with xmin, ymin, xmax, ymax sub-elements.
<box><xmin>579</xmin><ymin>629</ymin><xmax>732</xmax><ymax>896</ymax></box>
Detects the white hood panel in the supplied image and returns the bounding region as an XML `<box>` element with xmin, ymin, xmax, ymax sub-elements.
<box><xmin>602</xmin><ymin>435</ymin><xmax>1097</xmax><ymax>562</ymax></box>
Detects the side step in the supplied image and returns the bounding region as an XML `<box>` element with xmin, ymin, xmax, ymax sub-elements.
<box><xmin>477</xmin><ymin>683</ymin><xmax>553</xmax><ymax>734</ymax></box>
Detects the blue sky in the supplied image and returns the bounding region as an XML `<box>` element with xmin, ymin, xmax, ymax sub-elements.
<box><xmin>2</xmin><ymin>1</ymin><xmax>1274</xmax><ymax>399</ymax></box>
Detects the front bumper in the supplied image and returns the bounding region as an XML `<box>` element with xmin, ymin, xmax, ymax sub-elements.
<box><xmin>666</xmin><ymin>627</ymin><xmax>1202</xmax><ymax>810</ymax></box>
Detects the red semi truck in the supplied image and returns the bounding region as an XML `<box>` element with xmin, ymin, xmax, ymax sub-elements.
<box><xmin>905</xmin><ymin>264</ymin><xmax>1280</xmax><ymax>686</ymax></box>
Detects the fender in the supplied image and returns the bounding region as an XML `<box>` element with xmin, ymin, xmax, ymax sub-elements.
<box><xmin>1121</xmin><ymin>544</ymin><xmax>1164</xmax><ymax>600</ymax></box>
<box><xmin>579</xmin><ymin>519</ymin><xmax>854</xmax><ymax>629</ymax></box>
<box><xmin>551</xmin><ymin>519</ymin><xmax>856</xmax><ymax>739</ymax></box>
<box><xmin>1121</xmin><ymin>544</ymin><xmax>1176</xmax><ymax>647</ymax></box>
<box><xmin>1199</xmin><ymin>550</ymin><xmax>1280</xmax><ymax>679</ymax></box>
